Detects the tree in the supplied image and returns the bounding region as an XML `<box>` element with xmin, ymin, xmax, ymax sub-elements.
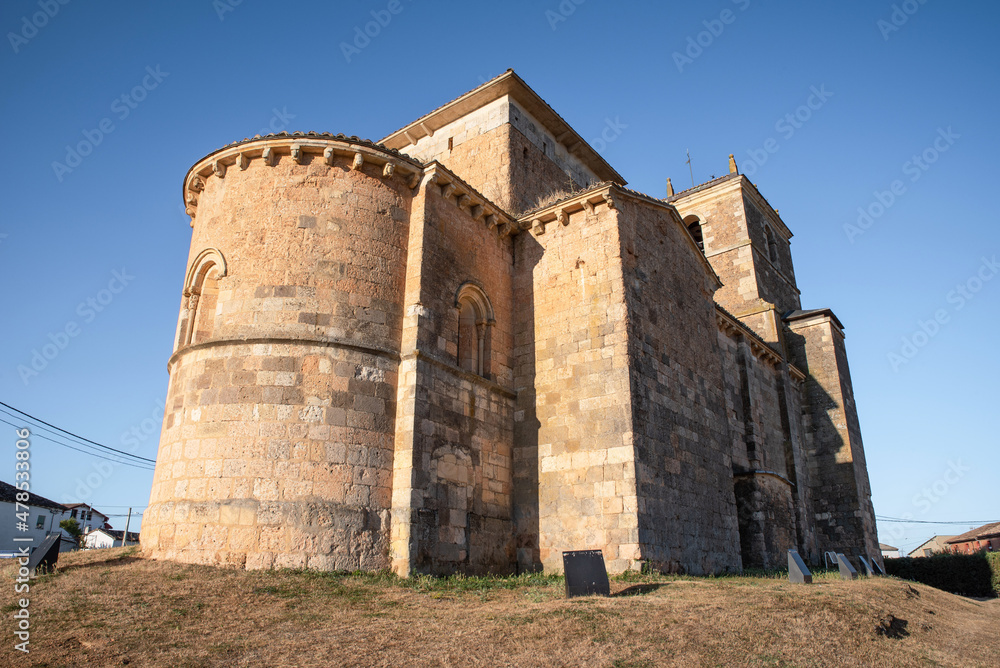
<box><xmin>59</xmin><ymin>518</ymin><xmax>83</xmax><ymax>548</ymax></box>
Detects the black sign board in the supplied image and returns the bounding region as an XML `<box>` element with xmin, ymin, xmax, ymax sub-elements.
<box><xmin>836</xmin><ymin>553</ymin><xmax>858</xmax><ymax>580</ymax></box>
<box><xmin>856</xmin><ymin>554</ymin><xmax>875</xmax><ymax>576</ymax></box>
<box><xmin>26</xmin><ymin>533</ymin><xmax>61</xmax><ymax>576</ymax></box>
<box><xmin>787</xmin><ymin>549</ymin><xmax>813</xmax><ymax>584</ymax></box>
<box><xmin>563</xmin><ymin>550</ymin><xmax>610</xmax><ymax>598</ymax></box>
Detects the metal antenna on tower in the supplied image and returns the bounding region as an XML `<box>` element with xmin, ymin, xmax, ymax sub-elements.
<box><xmin>686</xmin><ymin>149</ymin><xmax>694</xmax><ymax>188</ymax></box>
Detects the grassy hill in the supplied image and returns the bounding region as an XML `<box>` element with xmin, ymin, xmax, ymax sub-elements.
<box><xmin>3</xmin><ymin>548</ymin><xmax>998</xmax><ymax>667</ymax></box>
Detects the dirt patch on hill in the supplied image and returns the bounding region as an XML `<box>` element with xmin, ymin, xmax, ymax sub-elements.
<box><xmin>2</xmin><ymin>548</ymin><xmax>997</xmax><ymax>667</ymax></box>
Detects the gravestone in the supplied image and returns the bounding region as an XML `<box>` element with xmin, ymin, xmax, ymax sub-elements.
<box><xmin>836</xmin><ymin>553</ymin><xmax>858</xmax><ymax>580</ymax></box>
<box><xmin>870</xmin><ymin>556</ymin><xmax>885</xmax><ymax>576</ymax></box>
<box><xmin>26</xmin><ymin>533</ymin><xmax>61</xmax><ymax>576</ymax></box>
<box><xmin>788</xmin><ymin>549</ymin><xmax>813</xmax><ymax>584</ymax></box>
<box><xmin>563</xmin><ymin>550</ymin><xmax>610</xmax><ymax>598</ymax></box>
<box><xmin>857</xmin><ymin>554</ymin><xmax>875</xmax><ymax>576</ymax></box>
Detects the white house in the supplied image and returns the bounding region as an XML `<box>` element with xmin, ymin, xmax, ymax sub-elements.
<box><xmin>0</xmin><ymin>480</ymin><xmax>70</xmax><ymax>556</ymax></box>
<box><xmin>879</xmin><ymin>542</ymin><xmax>902</xmax><ymax>559</ymax></box>
<box><xmin>64</xmin><ymin>503</ymin><xmax>110</xmax><ymax>534</ymax></box>
<box><xmin>83</xmin><ymin>528</ymin><xmax>139</xmax><ymax>549</ymax></box>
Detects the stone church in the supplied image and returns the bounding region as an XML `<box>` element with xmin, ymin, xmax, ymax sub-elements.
<box><xmin>143</xmin><ymin>70</ymin><xmax>879</xmax><ymax>576</ymax></box>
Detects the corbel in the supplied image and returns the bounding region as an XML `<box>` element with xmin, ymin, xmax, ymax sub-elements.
<box><xmin>602</xmin><ymin>192</ymin><xmax>616</xmax><ymax>209</ymax></box>
<box><xmin>484</xmin><ymin>214</ymin><xmax>497</xmax><ymax>230</ymax></box>
<box><xmin>236</xmin><ymin>152</ymin><xmax>250</xmax><ymax>170</ymax></box>
<box><xmin>457</xmin><ymin>194</ymin><xmax>470</xmax><ymax>209</ymax></box>
<box><xmin>351</xmin><ymin>152</ymin><xmax>364</xmax><ymax>170</ymax></box>
<box><xmin>441</xmin><ymin>182</ymin><xmax>456</xmax><ymax>199</ymax></box>
<box><xmin>407</xmin><ymin>170</ymin><xmax>421</xmax><ymax>189</ymax></box>
<box><xmin>556</xmin><ymin>209</ymin><xmax>568</xmax><ymax>226</ymax></box>
<box><xmin>212</xmin><ymin>160</ymin><xmax>226</xmax><ymax>178</ymax></box>
<box><xmin>262</xmin><ymin>147</ymin><xmax>276</xmax><ymax>166</ymax></box>
<box><xmin>189</xmin><ymin>176</ymin><xmax>204</xmax><ymax>193</ymax></box>
<box><xmin>532</xmin><ymin>218</ymin><xmax>545</xmax><ymax>236</ymax></box>
<box><xmin>382</xmin><ymin>162</ymin><xmax>395</xmax><ymax>178</ymax></box>
<box><xmin>582</xmin><ymin>199</ymin><xmax>595</xmax><ymax>215</ymax></box>
<box><xmin>290</xmin><ymin>144</ymin><xmax>303</xmax><ymax>164</ymax></box>
<box><xmin>324</xmin><ymin>146</ymin><xmax>336</xmax><ymax>166</ymax></box>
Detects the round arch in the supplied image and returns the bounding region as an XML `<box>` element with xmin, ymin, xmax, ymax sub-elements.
<box><xmin>184</xmin><ymin>247</ymin><xmax>228</xmax><ymax>296</ymax></box>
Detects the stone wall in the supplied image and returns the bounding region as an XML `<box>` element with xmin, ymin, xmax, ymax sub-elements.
<box><xmin>513</xmin><ymin>194</ymin><xmax>636</xmax><ymax>574</ymax></box>
<box><xmin>145</xmin><ymin>138</ymin><xmax>415</xmax><ymax>569</ymax></box>
<box><xmin>672</xmin><ymin>178</ymin><xmax>801</xmax><ymax>324</ymax></box>
<box><xmin>391</xmin><ymin>97</ymin><xmax>598</xmax><ymax>216</ymax></box>
<box><xmin>390</xmin><ymin>168</ymin><xmax>517</xmax><ymax>575</ymax></box>
<box><xmin>615</xmin><ymin>194</ymin><xmax>742</xmax><ymax>575</ymax></box>
<box><xmin>785</xmin><ymin>313</ymin><xmax>879</xmax><ymax>564</ymax></box>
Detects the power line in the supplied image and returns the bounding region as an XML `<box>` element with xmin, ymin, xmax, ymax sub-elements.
<box><xmin>0</xmin><ymin>416</ymin><xmax>155</xmax><ymax>471</ymax></box>
<box><xmin>876</xmin><ymin>515</ymin><xmax>996</xmax><ymax>525</ymax></box>
<box><xmin>0</xmin><ymin>408</ymin><xmax>155</xmax><ymax>469</ymax></box>
<box><xmin>0</xmin><ymin>400</ymin><xmax>156</xmax><ymax>464</ymax></box>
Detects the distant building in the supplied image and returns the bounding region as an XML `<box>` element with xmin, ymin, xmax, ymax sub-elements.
<box><xmin>83</xmin><ymin>528</ymin><xmax>140</xmax><ymax>549</ymax></box>
<box><xmin>946</xmin><ymin>523</ymin><xmax>1000</xmax><ymax>554</ymax></box>
<box><xmin>0</xmin><ymin>480</ymin><xmax>69</xmax><ymax>556</ymax></box>
<box><xmin>908</xmin><ymin>535</ymin><xmax>956</xmax><ymax>558</ymax></box>
<box><xmin>63</xmin><ymin>504</ymin><xmax>111</xmax><ymax>534</ymax></box>
<box><xmin>879</xmin><ymin>543</ymin><xmax>901</xmax><ymax>559</ymax></box>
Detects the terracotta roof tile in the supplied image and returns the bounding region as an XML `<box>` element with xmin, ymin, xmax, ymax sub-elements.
<box><xmin>946</xmin><ymin>522</ymin><xmax>1000</xmax><ymax>544</ymax></box>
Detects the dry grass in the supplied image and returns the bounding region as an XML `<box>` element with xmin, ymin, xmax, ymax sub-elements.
<box><xmin>2</xmin><ymin>548</ymin><xmax>998</xmax><ymax>667</ymax></box>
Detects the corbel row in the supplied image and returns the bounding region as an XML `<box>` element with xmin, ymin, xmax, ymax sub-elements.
<box><xmin>715</xmin><ymin>309</ymin><xmax>784</xmax><ymax>369</ymax></box>
<box><xmin>522</xmin><ymin>190</ymin><xmax>616</xmax><ymax>237</ymax></box>
<box><xmin>430</xmin><ymin>172</ymin><xmax>516</xmax><ymax>238</ymax></box>
<box><xmin>183</xmin><ymin>141</ymin><xmax>423</xmax><ymax>224</ymax></box>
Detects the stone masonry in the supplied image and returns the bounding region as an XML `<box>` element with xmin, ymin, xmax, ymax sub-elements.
<box><xmin>143</xmin><ymin>70</ymin><xmax>879</xmax><ymax>575</ymax></box>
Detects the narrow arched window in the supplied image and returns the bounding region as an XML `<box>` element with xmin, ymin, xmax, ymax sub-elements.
<box><xmin>455</xmin><ymin>284</ymin><xmax>494</xmax><ymax>378</ymax></box>
<box><xmin>765</xmin><ymin>226</ymin><xmax>778</xmax><ymax>264</ymax></box>
<box><xmin>458</xmin><ymin>301</ymin><xmax>479</xmax><ymax>374</ymax></box>
<box><xmin>190</xmin><ymin>266</ymin><xmax>222</xmax><ymax>345</ymax></box>
<box><xmin>178</xmin><ymin>248</ymin><xmax>227</xmax><ymax>349</ymax></box>
<box><xmin>685</xmin><ymin>217</ymin><xmax>704</xmax><ymax>253</ymax></box>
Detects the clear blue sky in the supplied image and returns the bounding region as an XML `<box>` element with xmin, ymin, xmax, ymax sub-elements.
<box><xmin>1</xmin><ymin>0</ymin><xmax>996</xmax><ymax>554</ymax></box>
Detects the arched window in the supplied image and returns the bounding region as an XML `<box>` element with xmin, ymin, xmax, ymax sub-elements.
<box><xmin>455</xmin><ymin>283</ymin><xmax>494</xmax><ymax>378</ymax></box>
<box><xmin>178</xmin><ymin>248</ymin><xmax>227</xmax><ymax>349</ymax></box>
<box><xmin>765</xmin><ymin>226</ymin><xmax>778</xmax><ymax>264</ymax></box>
<box><xmin>685</xmin><ymin>216</ymin><xmax>704</xmax><ymax>253</ymax></box>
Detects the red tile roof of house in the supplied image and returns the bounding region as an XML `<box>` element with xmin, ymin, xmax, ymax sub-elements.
<box><xmin>945</xmin><ymin>522</ymin><xmax>1000</xmax><ymax>544</ymax></box>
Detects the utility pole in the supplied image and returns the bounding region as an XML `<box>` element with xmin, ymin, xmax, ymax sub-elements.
<box><xmin>120</xmin><ymin>508</ymin><xmax>132</xmax><ymax>548</ymax></box>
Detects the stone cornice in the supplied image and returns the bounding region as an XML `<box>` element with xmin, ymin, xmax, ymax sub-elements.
<box><xmin>422</xmin><ymin>161</ymin><xmax>517</xmax><ymax>238</ymax></box>
<box><xmin>518</xmin><ymin>184</ymin><xmax>724</xmax><ymax>290</ymax></box>
<box><xmin>182</xmin><ymin>134</ymin><xmax>425</xmax><ymax>227</ymax></box>
<box><xmin>380</xmin><ymin>69</ymin><xmax>626</xmax><ymax>185</ymax></box>
<box><xmin>669</xmin><ymin>174</ymin><xmax>793</xmax><ymax>241</ymax></box>
<box><xmin>404</xmin><ymin>349</ymin><xmax>516</xmax><ymax>399</ymax></box>
<box><xmin>167</xmin><ymin>336</ymin><xmax>400</xmax><ymax>371</ymax></box>
<box><xmin>783</xmin><ymin>308</ymin><xmax>845</xmax><ymax>337</ymax></box>
<box><xmin>732</xmin><ymin>468</ymin><xmax>795</xmax><ymax>489</ymax></box>
<box><xmin>715</xmin><ymin>305</ymin><xmax>783</xmax><ymax>368</ymax></box>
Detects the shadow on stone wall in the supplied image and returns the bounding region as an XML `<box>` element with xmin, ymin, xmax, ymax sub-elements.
<box><xmin>512</xmin><ymin>233</ymin><xmax>542</xmax><ymax>573</ymax></box>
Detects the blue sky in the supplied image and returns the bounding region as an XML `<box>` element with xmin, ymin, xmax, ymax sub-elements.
<box><xmin>1</xmin><ymin>0</ymin><xmax>996</xmax><ymax>554</ymax></box>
